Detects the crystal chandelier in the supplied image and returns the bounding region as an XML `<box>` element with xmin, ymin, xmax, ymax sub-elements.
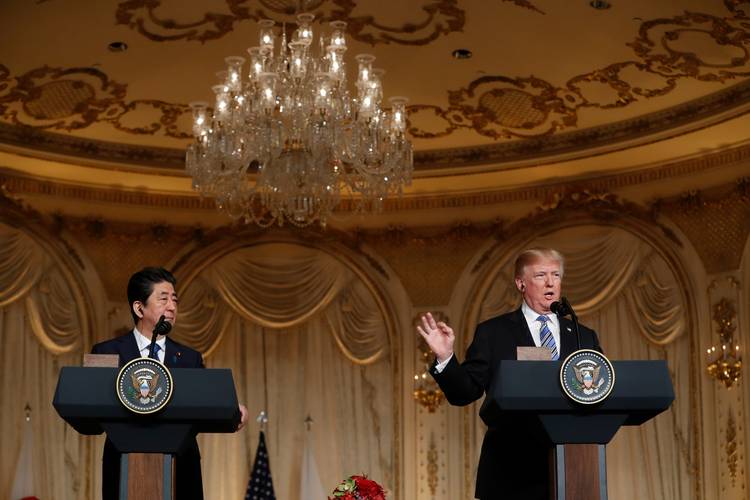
<box><xmin>185</xmin><ymin>14</ymin><xmax>413</xmax><ymax>227</ymax></box>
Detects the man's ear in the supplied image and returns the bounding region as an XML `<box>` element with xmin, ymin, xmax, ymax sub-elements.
<box><xmin>514</xmin><ymin>278</ymin><xmax>525</xmax><ymax>292</ymax></box>
<box><xmin>132</xmin><ymin>301</ymin><xmax>144</xmax><ymax>319</ymax></box>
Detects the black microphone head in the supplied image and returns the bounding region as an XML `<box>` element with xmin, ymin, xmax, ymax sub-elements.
<box><xmin>154</xmin><ymin>315</ymin><xmax>172</xmax><ymax>336</ymax></box>
<box><xmin>551</xmin><ymin>298</ymin><xmax>571</xmax><ymax>316</ymax></box>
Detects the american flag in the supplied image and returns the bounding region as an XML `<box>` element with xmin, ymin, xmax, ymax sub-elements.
<box><xmin>245</xmin><ymin>431</ymin><xmax>276</xmax><ymax>500</ymax></box>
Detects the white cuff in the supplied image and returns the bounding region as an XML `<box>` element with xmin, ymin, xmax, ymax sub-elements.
<box><xmin>434</xmin><ymin>353</ymin><xmax>454</xmax><ymax>373</ymax></box>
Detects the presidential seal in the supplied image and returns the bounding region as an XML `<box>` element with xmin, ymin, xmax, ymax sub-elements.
<box><xmin>116</xmin><ymin>358</ymin><xmax>173</xmax><ymax>414</ymax></box>
<box><xmin>559</xmin><ymin>349</ymin><xmax>615</xmax><ymax>405</ymax></box>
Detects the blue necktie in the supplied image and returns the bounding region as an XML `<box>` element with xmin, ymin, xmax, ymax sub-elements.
<box><xmin>149</xmin><ymin>343</ymin><xmax>161</xmax><ymax>361</ymax></box>
<box><xmin>537</xmin><ymin>315</ymin><xmax>559</xmax><ymax>360</ymax></box>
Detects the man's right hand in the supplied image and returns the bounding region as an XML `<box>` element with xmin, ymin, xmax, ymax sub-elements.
<box><xmin>417</xmin><ymin>312</ymin><xmax>455</xmax><ymax>363</ymax></box>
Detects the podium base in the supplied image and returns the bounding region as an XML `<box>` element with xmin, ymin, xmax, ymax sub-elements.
<box><xmin>119</xmin><ymin>453</ymin><xmax>174</xmax><ymax>500</ymax></box>
<box><xmin>551</xmin><ymin>444</ymin><xmax>607</xmax><ymax>500</ymax></box>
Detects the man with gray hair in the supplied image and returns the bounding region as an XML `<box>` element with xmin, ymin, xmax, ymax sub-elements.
<box><xmin>418</xmin><ymin>248</ymin><xmax>602</xmax><ymax>500</ymax></box>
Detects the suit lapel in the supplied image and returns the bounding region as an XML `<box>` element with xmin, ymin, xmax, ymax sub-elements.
<box><xmin>558</xmin><ymin>318</ymin><xmax>578</xmax><ymax>358</ymax></box>
<box><xmin>509</xmin><ymin>308</ymin><xmax>535</xmax><ymax>349</ymax></box>
<box><xmin>118</xmin><ymin>331</ymin><xmax>142</xmax><ymax>364</ymax></box>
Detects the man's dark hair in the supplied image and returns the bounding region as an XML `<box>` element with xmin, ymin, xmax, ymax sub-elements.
<box><xmin>127</xmin><ymin>267</ymin><xmax>177</xmax><ymax>324</ymax></box>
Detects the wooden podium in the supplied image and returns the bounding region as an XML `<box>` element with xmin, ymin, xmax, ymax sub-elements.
<box><xmin>481</xmin><ymin>360</ymin><xmax>675</xmax><ymax>500</ymax></box>
<box><xmin>53</xmin><ymin>358</ymin><xmax>241</xmax><ymax>500</ymax></box>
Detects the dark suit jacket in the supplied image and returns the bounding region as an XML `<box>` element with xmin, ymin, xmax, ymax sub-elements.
<box><xmin>431</xmin><ymin>308</ymin><xmax>602</xmax><ymax>500</ymax></box>
<box><xmin>91</xmin><ymin>331</ymin><xmax>206</xmax><ymax>500</ymax></box>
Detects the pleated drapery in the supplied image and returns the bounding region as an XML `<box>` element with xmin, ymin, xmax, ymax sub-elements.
<box><xmin>0</xmin><ymin>224</ymin><xmax>92</xmax><ymax>500</ymax></box>
<box><xmin>175</xmin><ymin>243</ymin><xmax>394</xmax><ymax>499</ymax></box>
<box><xmin>176</xmin><ymin>243</ymin><xmax>389</xmax><ymax>364</ymax></box>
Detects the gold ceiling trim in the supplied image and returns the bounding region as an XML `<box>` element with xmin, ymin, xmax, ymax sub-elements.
<box><xmin>1</xmin><ymin>143</ymin><xmax>748</xmax><ymax>213</ymax></box>
<box><xmin>114</xmin><ymin>0</ymin><xmax>465</xmax><ymax>46</ymax></box>
<box><xmin>2</xmin><ymin>80</ymin><xmax>750</xmax><ymax>172</ymax></box>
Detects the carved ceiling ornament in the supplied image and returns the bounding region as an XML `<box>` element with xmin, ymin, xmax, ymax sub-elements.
<box><xmin>502</xmin><ymin>0</ymin><xmax>544</xmax><ymax>15</ymax></box>
<box><xmin>4</xmin><ymin>3</ymin><xmax>750</xmax><ymax>165</ymax></box>
<box><xmin>408</xmin><ymin>3</ymin><xmax>750</xmax><ymax>141</ymax></box>
<box><xmin>0</xmin><ymin>65</ymin><xmax>191</xmax><ymax>139</ymax></box>
<box><xmin>115</xmin><ymin>0</ymin><xmax>465</xmax><ymax>46</ymax></box>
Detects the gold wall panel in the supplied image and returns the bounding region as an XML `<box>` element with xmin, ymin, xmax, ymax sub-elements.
<box><xmin>59</xmin><ymin>218</ymin><xmax>199</xmax><ymax>300</ymax></box>
<box><xmin>364</xmin><ymin>226</ymin><xmax>486</xmax><ymax>307</ymax></box>
<box><xmin>660</xmin><ymin>180</ymin><xmax>750</xmax><ymax>273</ymax></box>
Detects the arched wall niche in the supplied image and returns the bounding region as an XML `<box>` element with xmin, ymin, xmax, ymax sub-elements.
<box><xmin>0</xmin><ymin>199</ymin><xmax>101</xmax><ymax>500</ymax></box>
<box><xmin>445</xmin><ymin>204</ymin><xmax>704</xmax><ymax>500</ymax></box>
<box><xmin>165</xmin><ymin>228</ymin><xmax>408</xmax><ymax>500</ymax></box>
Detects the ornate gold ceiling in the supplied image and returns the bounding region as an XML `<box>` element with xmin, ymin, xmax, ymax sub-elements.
<box><xmin>0</xmin><ymin>0</ymin><xmax>749</xmax><ymax>192</ymax></box>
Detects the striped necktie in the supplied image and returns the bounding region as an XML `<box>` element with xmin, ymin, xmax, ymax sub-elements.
<box><xmin>537</xmin><ymin>315</ymin><xmax>559</xmax><ymax>360</ymax></box>
<box><xmin>149</xmin><ymin>343</ymin><xmax>161</xmax><ymax>361</ymax></box>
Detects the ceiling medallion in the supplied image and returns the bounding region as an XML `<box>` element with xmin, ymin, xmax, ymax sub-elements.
<box><xmin>185</xmin><ymin>14</ymin><xmax>413</xmax><ymax>227</ymax></box>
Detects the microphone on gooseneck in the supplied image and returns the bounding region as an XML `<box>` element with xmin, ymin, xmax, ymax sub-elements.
<box><xmin>551</xmin><ymin>297</ymin><xmax>581</xmax><ymax>352</ymax></box>
<box><xmin>148</xmin><ymin>314</ymin><xmax>172</xmax><ymax>359</ymax></box>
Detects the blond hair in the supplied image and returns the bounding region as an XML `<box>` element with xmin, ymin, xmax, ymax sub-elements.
<box><xmin>514</xmin><ymin>248</ymin><xmax>565</xmax><ymax>279</ymax></box>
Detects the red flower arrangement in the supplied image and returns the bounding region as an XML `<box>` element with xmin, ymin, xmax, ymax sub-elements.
<box><xmin>329</xmin><ymin>475</ymin><xmax>386</xmax><ymax>500</ymax></box>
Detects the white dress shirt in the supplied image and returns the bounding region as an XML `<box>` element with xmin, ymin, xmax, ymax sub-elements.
<box><xmin>521</xmin><ymin>301</ymin><xmax>561</xmax><ymax>351</ymax></box>
<box><xmin>133</xmin><ymin>328</ymin><xmax>166</xmax><ymax>363</ymax></box>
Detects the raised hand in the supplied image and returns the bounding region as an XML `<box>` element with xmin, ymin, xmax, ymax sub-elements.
<box><xmin>417</xmin><ymin>312</ymin><xmax>455</xmax><ymax>363</ymax></box>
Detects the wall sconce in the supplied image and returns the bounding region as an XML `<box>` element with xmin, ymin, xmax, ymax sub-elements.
<box><xmin>413</xmin><ymin>314</ymin><xmax>445</xmax><ymax>412</ymax></box>
<box><xmin>706</xmin><ymin>298</ymin><xmax>742</xmax><ymax>388</ymax></box>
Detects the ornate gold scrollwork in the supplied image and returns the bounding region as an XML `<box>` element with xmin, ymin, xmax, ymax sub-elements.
<box><xmin>706</xmin><ymin>298</ymin><xmax>742</xmax><ymax>388</ymax></box>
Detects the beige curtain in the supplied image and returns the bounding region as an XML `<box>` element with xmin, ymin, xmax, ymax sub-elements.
<box><xmin>0</xmin><ymin>224</ymin><xmax>92</xmax><ymax>500</ymax></box>
<box><xmin>475</xmin><ymin>225</ymin><xmax>695</xmax><ymax>500</ymax></box>
<box><xmin>175</xmin><ymin>243</ymin><xmax>394</xmax><ymax>500</ymax></box>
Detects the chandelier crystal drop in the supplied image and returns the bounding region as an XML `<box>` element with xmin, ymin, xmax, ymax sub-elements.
<box><xmin>185</xmin><ymin>14</ymin><xmax>413</xmax><ymax>227</ymax></box>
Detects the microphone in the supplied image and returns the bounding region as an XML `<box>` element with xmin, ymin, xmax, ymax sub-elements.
<box><xmin>551</xmin><ymin>297</ymin><xmax>581</xmax><ymax>352</ymax></box>
<box><xmin>148</xmin><ymin>314</ymin><xmax>172</xmax><ymax>360</ymax></box>
<box><xmin>550</xmin><ymin>300</ymin><xmax>569</xmax><ymax>316</ymax></box>
<box><xmin>153</xmin><ymin>315</ymin><xmax>172</xmax><ymax>336</ymax></box>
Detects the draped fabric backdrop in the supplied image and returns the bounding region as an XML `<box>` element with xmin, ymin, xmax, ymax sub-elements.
<box><xmin>175</xmin><ymin>243</ymin><xmax>395</xmax><ymax>500</ymax></box>
<box><xmin>0</xmin><ymin>224</ymin><xmax>94</xmax><ymax>500</ymax></box>
<box><xmin>0</xmin><ymin>219</ymin><xmax>701</xmax><ymax>500</ymax></box>
<box><xmin>474</xmin><ymin>225</ymin><xmax>696</xmax><ymax>500</ymax></box>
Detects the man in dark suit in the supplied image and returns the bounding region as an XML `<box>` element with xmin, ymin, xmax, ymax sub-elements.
<box><xmin>418</xmin><ymin>248</ymin><xmax>602</xmax><ymax>500</ymax></box>
<box><xmin>92</xmin><ymin>267</ymin><xmax>247</xmax><ymax>500</ymax></box>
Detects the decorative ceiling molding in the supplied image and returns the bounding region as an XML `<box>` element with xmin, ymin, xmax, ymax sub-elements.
<box><xmin>2</xmin><ymin>79</ymin><xmax>750</xmax><ymax>171</ymax></box>
<box><xmin>1</xmin><ymin>142</ymin><xmax>747</xmax><ymax>213</ymax></box>
<box><xmin>0</xmin><ymin>121</ymin><xmax>186</xmax><ymax>168</ymax></box>
<box><xmin>4</xmin><ymin>0</ymin><xmax>750</xmax><ymax>170</ymax></box>
<box><xmin>115</xmin><ymin>0</ymin><xmax>465</xmax><ymax>46</ymax></box>
<box><xmin>410</xmin><ymin>6</ymin><xmax>750</xmax><ymax>141</ymax></box>
<box><xmin>0</xmin><ymin>64</ymin><xmax>190</xmax><ymax>140</ymax></box>
<box><xmin>502</xmin><ymin>0</ymin><xmax>544</xmax><ymax>15</ymax></box>
<box><xmin>3</xmin><ymin>3</ymin><xmax>750</xmax><ymax>165</ymax></box>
